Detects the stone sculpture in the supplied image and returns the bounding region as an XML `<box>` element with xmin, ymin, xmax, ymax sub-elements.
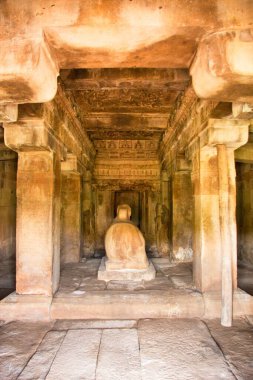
<box><xmin>98</xmin><ymin>204</ymin><xmax>155</xmax><ymax>281</ymax></box>
<box><xmin>105</xmin><ymin>204</ymin><xmax>149</xmax><ymax>270</ymax></box>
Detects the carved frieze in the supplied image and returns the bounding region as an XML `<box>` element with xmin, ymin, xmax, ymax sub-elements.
<box><xmin>94</xmin><ymin>139</ymin><xmax>159</xmax><ymax>160</ymax></box>
<box><xmin>94</xmin><ymin>157</ymin><xmax>160</xmax><ymax>182</ymax></box>
<box><xmin>73</xmin><ymin>88</ymin><xmax>177</xmax><ymax>113</ymax></box>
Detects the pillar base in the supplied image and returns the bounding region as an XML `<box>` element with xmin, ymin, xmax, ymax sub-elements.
<box><xmin>97</xmin><ymin>258</ymin><xmax>156</xmax><ymax>282</ymax></box>
<box><xmin>0</xmin><ymin>292</ymin><xmax>52</xmax><ymax>321</ymax></box>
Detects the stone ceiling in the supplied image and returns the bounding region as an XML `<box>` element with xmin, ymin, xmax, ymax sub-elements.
<box><xmin>60</xmin><ymin>68</ymin><xmax>190</xmax><ymax>143</ymax></box>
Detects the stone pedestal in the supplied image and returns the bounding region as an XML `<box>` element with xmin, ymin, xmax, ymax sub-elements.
<box><xmin>98</xmin><ymin>257</ymin><xmax>156</xmax><ymax>282</ymax></box>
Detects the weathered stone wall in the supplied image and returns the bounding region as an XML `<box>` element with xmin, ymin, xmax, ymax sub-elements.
<box><xmin>236</xmin><ymin>163</ymin><xmax>253</xmax><ymax>265</ymax></box>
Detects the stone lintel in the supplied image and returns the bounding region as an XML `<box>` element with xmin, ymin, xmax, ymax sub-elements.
<box><xmin>3</xmin><ymin>120</ymin><xmax>64</xmax><ymax>154</ymax></box>
<box><xmin>191</xmin><ymin>29</ymin><xmax>253</xmax><ymax>102</ymax></box>
<box><xmin>0</xmin><ymin>37</ymin><xmax>58</xmax><ymax>104</ymax></box>
<box><xmin>0</xmin><ymin>104</ymin><xmax>18</xmax><ymax>122</ymax></box>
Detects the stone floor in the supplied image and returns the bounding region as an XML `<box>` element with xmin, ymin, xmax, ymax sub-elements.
<box><xmin>0</xmin><ymin>317</ymin><xmax>252</xmax><ymax>380</ymax></box>
<box><xmin>56</xmin><ymin>258</ymin><xmax>194</xmax><ymax>295</ymax></box>
<box><xmin>49</xmin><ymin>258</ymin><xmax>201</xmax><ymax>320</ymax></box>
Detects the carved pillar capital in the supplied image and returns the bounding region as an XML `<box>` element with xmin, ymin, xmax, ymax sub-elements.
<box><xmin>61</xmin><ymin>153</ymin><xmax>83</xmax><ymax>174</ymax></box>
<box><xmin>191</xmin><ymin>29</ymin><xmax>253</xmax><ymax>102</ymax></box>
<box><xmin>187</xmin><ymin>118</ymin><xmax>249</xmax><ymax>160</ymax></box>
<box><xmin>3</xmin><ymin>119</ymin><xmax>65</xmax><ymax>157</ymax></box>
<box><xmin>167</xmin><ymin>155</ymin><xmax>192</xmax><ymax>177</ymax></box>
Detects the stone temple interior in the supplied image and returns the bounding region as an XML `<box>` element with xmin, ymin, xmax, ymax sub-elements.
<box><xmin>0</xmin><ymin>1</ymin><xmax>253</xmax><ymax>378</ymax></box>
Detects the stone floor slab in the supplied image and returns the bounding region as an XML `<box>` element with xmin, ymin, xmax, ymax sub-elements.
<box><xmin>138</xmin><ymin>319</ymin><xmax>235</xmax><ymax>380</ymax></box>
<box><xmin>18</xmin><ymin>331</ymin><xmax>66</xmax><ymax>380</ymax></box>
<box><xmin>46</xmin><ymin>329</ymin><xmax>101</xmax><ymax>380</ymax></box>
<box><xmin>206</xmin><ymin>318</ymin><xmax>253</xmax><ymax>380</ymax></box>
<box><xmin>96</xmin><ymin>329</ymin><xmax>141</xmax><ymax>380</ymax></box>
<box><xmin>0</xmin><ymin>321</ymin><xmax>53</xmax><ymax>380</ymax></box>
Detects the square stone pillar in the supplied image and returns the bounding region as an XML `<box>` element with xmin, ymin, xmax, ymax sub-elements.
<box><xmin>171</xmin><ymin>158</ymin><xmax>193</xmax><ymax>261</ymax></box>
<box><xmin>191</xmin><ymin>146</ymin><xmax>222</xmax><ymax>291</ymax></box>
<box><xmin>60</xmin><ymin>154</ymin><xmax>81</xmax><ymax>264</ymax></box>
<box><xmin>188</xmin><ymin>119</ymin><xmax>249</xmax><ymax>294</ymax></box>
<box><xmin>4</xmin><ymin>120</ymin><xmax>61</xmax><ymax>296</ymax></box>
<box><xmin>82</xmin><ymin>170</ymin><xmax>95</xmax><ymax>257</ymax></box>
<box><xmin>156</xmin><ymin>171</ymin><xmax>170</xmax><ymax>257</ymax></box>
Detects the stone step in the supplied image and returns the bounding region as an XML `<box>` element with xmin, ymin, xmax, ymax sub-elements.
<box><xmin>50</xmin><ymin>289</ymin><xmax>204</xmax><ymax>320</ymax></box>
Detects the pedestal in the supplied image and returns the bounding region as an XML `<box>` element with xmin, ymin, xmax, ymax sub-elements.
<box><xmin>98</xmin><ymin>258</ymin><xmax>156</xmax><ymax>282</ymax></box>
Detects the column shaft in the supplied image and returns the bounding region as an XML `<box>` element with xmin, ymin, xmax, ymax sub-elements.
<box><xmin>60</xmin><ymin>171</ymin><xmax>81</xmax><ymax>264</ymax></box>
<box><xmin>192</xmin><ymin>146</ymin><xmax>222</xmax><ymax>292</ymax></box>
<box><xmin>217</xmin><ymin>145</ymin><xmax>233</xmax><ymax>326</ymax></box>
<box><xmin>16</xmin><ymin>151</ymin><xmax>60</xmax><ymax>296</ymax></box>
<box><xmin>172</xmin><ymin>170</ymin><xmax>193</xmax><ymax>261</ymax></box>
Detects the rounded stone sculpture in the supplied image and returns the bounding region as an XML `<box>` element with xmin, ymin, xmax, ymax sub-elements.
<box><xmin>105</xmin><ymin>204</ymin><xmax>149</xmax><ymax>270</ymax></box>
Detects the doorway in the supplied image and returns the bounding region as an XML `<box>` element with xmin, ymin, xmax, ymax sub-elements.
<box><xmin>114</xmin><ymin>191</ymin><xmax>140</xmax><ymax>227</ymax></box>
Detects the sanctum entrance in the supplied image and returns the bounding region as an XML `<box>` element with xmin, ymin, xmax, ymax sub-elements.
<box><xmin>114</xmin><ymin>191</ymin><xmax>140</xmax><ymax>227</ymax></box>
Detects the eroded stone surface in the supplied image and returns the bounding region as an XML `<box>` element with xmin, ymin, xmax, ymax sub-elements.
<box><xmin>1</xmin><ymin>319</ymin><xmax>252</xmax><ymax>380</ymax></box>
<box><xmin>18</xmin><ymin>331</ymin><xmax>66</xmax><ymax>380</ymax></box>
<box><xmin>138</xmin><ymin>319</ymin><xmax>235</xmax><ymax>380</ymax></box>
<box><xmin>96</xmin><ymin>329</ymin><xmax>141</xmax><ymax>380</ymax></box>
<box><xmin>46</xmin><ymin>329</ymin><xmax>102</xmax><ymax>380</ymax></box>
<box><xmin>0</xmin><ymin>321</ymin><xmax>53</xmax><ymax>380</ymax></box>
<box><xmin>206</xmin><ymin>318</ymin><xmax>253</xmax><ymax>380</ymax></box>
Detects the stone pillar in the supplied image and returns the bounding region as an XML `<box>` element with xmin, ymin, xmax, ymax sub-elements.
<box><xmin>4</xmin><ymin>120</ymin><xmax>61</xmax><ymax>296</ymax></box>
<box><xmin>60</xmin><ymin>154</ymin><xmax>81</xmax><ymax>264</ymax></box>
<box><xmin>82</xmin><ymin>170</ymin><xmax>95</xmax><ymax>257</ymax></box>
<box><xmin>161</xmin><ymin>170</ymin><xmax>169</xmax><ymax>207</ymax></box>
<box><xmin>156</xmin><ymin>171</ymin><xmax>170</xmax><ymax>257</ymax></box>
<box><xmin>188</xmin><ymin>119</ymin><xmax>249</xmax><ymax>294</ymax></box>
<box><xmin>171</xmin><ymin>157</ymin><xmax>193</xmax><ymax>261</ymax></box>
<box><xmin>0</xmin><ymin>145</ymin><xmax>17</xmax><ymax>288</ymax></box>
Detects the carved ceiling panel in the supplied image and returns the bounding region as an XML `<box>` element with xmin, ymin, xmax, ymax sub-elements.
<box><xmin>60</xmin><ymin>68</ymin><xmax>190</xmax><ymax>144</ymax></box>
